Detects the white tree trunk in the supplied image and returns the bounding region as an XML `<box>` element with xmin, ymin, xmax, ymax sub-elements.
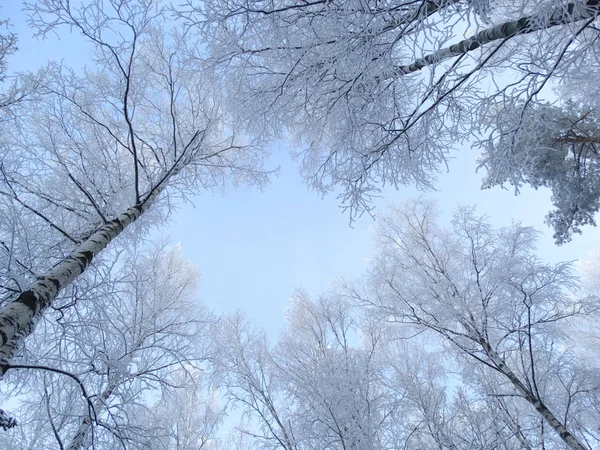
<box><xmin>0</xmin><ymin>194</ymin><xmax>161</xmax><ymax>430</ymax></box>
<box><xmin>478</xmin><ymin>337</ymin><xmax>588</xmax><ymax>450</ymax></box>
<box><xmin>392</xmin><ymin>0</ymin><xmax>600</xmax><ymax>76</ymax></box>
<box><xmin>0</xmin><ymin>187</ymin><xmax>165</xmax><ymax>377</ymax></box>
<box><xmin>66</xmin><ymin>381</ymin><xmax>118</xmax><ymax>450</ymax></box>
<box><xmin>66</xmin><ymin>351</ymin><xmax>136</xmax><ymax>450</ymax></box>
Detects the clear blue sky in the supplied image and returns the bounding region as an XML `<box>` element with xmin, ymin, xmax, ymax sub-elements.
<box><xmin>4</xmin><ymin>1</ymin><xmax>599</xmax><ymax>334</ymax></box>
<box><xmin>166</xmin><ymin>148</ymin><xmax>600</xmax><ymax>333</ymax></box>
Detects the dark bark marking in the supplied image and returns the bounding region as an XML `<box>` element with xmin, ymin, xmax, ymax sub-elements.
<box><xmin>0</xmin><ymin>408</ymin><xmax>17</xmax><ymax>430</ymax></box>
<box><xmin>16</xmin><ymin>291</ymin><xmax>38</xmax><ymax>313</ymax></box>
<box><xmin>397</xmin><ymin>0</ymin><xmax>599</xmax><ymax>75</ymax></box>
<box><xmin>39</xmin><ymin>277</ymin><xmax>60</xmax><ymax>291</ymax></box>
<box><xmin>0</xmin><ymin>330</ymin><xmax>8</xmax><ymax>346</ymax></box>
<box><xmin>77</xmin><ymin>250</ymin><xmax>94</xmax><ymax>271</ymax></box>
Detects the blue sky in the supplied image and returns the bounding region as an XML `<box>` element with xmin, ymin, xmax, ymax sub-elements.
<box><xmin>166</xmin><ymin>147</ymin><xmax>600</xmax><ymax>333</ymax></box>
<box><xmin>4</xmin><ymin>1</ymin><xmax>599</xmax><ymax>334</ymax></box>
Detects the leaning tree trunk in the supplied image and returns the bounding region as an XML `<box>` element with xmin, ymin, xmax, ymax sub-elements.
<box><xmin>0</xmin><ymin>152</ymin><xmax>193</xmax><ymax>378</ymax></box>
<box><xmin>66</xmin><ymin>378</ymin><xmax>120</xmax><ymax>450</ymax></box>
<box><xmin>66</xmin><ymin>350</ymin><xmax>137</xmax><ymax>450</ymax></box>
<box><xmin>477</xmin><ymin>336</ymin><xmax>589</xmax><ymax>450</ymax></box>
<box><xmin>391</xmin><ymin>0</ymin><xmax>600</xmax><ymax>76</ymax></box>
<box><xmin>0</xmin><ymin>199</ymin><xmax>155</xmax><ymax>376</ymax></box>
<box><xmin>0</xmin><ymin>172</ymin><xmax>177</xmax><ymax>430</ymax></box>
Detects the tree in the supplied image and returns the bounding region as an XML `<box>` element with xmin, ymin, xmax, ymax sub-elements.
<box><xmin>272</xmin><ymin>291</ymin><xmax>387</xmax><ymax>450</ymax></box>
<box><xmin>0</xmin><ymin>0</ymin><xmax>268</xmax><ymax>409</ymax></box>
<box><xmin>351</xmin><ymin>200</ymin><xmax>600</xmax><ymax>449</ymax></box>
<box><xmin>152</xmin><ymin>368</ymin><xmax>224</xmax><ymax>450</ymax></box>
<box><xmin>212</xmin><ymin>288</ymin><xmax>544</xmax><ymax>449</ymax></box>
<box><xmin>0</xmin><ymin>243</ymin><xmax>219</xmax><ymax>449</ymax></box>
<box><xmin>181</xmin><ymin>0</ymin><xmax>600</xmax><ymax>237</ymax></box>
<box><xmin>378</xmin><ymin>339</ymin><xmax>532</xmax><ymax>449</ymax></box>
<box><xmin>208</xmin><ymin>312</ymin><xmax>296</xmax><ymax>450</ymax></box>
<box><xmin>0</xmin><ymin>15</ymin><xmax>19</xmax><ymax>113</ymax></box>
<box><xmin>480</xmin><ymin>100</ymin><xmax>600</xmax><ymax>244</ymax></box>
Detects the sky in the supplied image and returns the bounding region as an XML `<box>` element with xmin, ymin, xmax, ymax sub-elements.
<box><xmin>4</xmin><ymin>1</ymin><xmax>600</xmax><ymax>336</ymax></box>
<box><xmin>165</xmin><ymin>147</ymin><xmax>600</xmax><ymax>334</ymax></box>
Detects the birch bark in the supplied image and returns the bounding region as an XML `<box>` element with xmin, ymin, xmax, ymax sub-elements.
<box><xmin>476</xmin><ymin>335</ymin><xmax>589</xmax><ymax>450</ymax></box>
<box><xmin>0</xmin><ymin>195</ymin><xmax>155</xmax><ymax>378</ymax></box>
<box><xmin>393</xmin><ymin>0</ymin><xmax>600</xmax><ymax>76</ymax></box>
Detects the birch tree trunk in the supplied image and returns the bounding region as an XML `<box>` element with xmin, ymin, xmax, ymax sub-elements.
<box><xmin>0</xmin><ymin>241</ymin><xmax>211</xmax><ymax>445</ymax></box>
<box><xmin>66</xmin><ymin>378</ymin><xmax>120</xmax><ymax>450</ymax></box>
<box><xmin>0</xmin><ymin>177</ymin><xmax>172</xmax><ymax>379</ymax></box>
<box><xmin>0</xmin><ymin>201</ymin><xmax>145</xmax><ymax>377</ymax></box>
<box><xmin>476</xmin><ymin>336</ymin><xmax>589</xmax><ymax>450</ymax></box>
<box><xmin>66</xmin><ymin>350</ymin><xmax>138</xmax><ymax>450</ymax></box>
<box><xmin>393</xmin><ymin>0</ymin><xmax>600</xmax><ymax>76</ymax></box>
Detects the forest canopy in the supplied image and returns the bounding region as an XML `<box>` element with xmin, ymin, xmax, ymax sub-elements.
<box><xmin>0</xmin><ymin>1</ymin><xmax>599</xmax><ymax>449</ymax></box>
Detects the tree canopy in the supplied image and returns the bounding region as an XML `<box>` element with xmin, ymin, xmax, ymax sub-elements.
<box><xmin>1</xmin><ymin>1</ymin><xmax>600</xmax><ymax>448</ymax></box>
<box><xmin>183</xmin><ymin>0</ymin><xmax>600</xmax><ymax>241</ymax></box>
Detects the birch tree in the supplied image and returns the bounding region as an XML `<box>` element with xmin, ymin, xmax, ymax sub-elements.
<box><xmin>212</xmin><ymin>290</ymin><xmax>540</xmax><ymax>449</ymax></box>
<box><xmin>209</xmin><ymin>313</ymin><xmax>296</xmax><ymax>450</ymax></box>
<box><xmin>181</xmin><ymin>0</ymin><xmax>600</xmax><ymax>236</ymax></box>
<box><xmin>211</xmin><ymin>304</ymin><xmax>384</xmax><ymax>450</ymax></box>
<box><xmin>0</xmin><ymin>16</ymin><xmax>19</xmax><ymax>116</ymax></box>
<box><xmin>353</xmin><ymin>200</ymin><xmax>600</xmax><ymax>449</ymax></box>
<box><xmin>273</xmin><ymin>292</ymin><xmax>388</xmax><ymax>450</ymax></box>
<box><xmin>152</xmin><ymin>369</ymin><xmax>224</xmax><ymax>450</ymax></box>
<box><xmin>0</xmin><ymin>0</ymin><xmax>268</xmax><ymax>417</ymax></box>
<box><xmin>376</xmin><ymin>343</ymin><xmax>524</xmax><ymax>449</ymax></box>
<box><xmin>0</xmin><ymin>243</ymin><xmax>219</xmax><ymax>449</ymax></box>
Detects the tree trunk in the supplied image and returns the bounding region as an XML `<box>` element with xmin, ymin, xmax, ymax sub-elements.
<box><xmin>0</xmin><ymin>204</ymin><xmax>141</xmax><ymax>375</ymax></box>
<box><xmin>66</xmin><ymin>349</ymin><xmax>137</xmax><ymax>450</ymax></box>
<box><xmin>0</xmin><ymin>183</ymin><xmax>167</xmax><ymax>379</ymax></box>
<box><xmin>392</xmin><ymin>0</ymin><xmax>600</xmax><ymax>76</ymax></box>
<box><xmin>478</xmin><ymin>337</ymin><xmax>588</xmax><ymax>450</ymax></box>
<box><xmin>66</xmin><ymin>382</ymin><xmax>118</xmax><ymax>450</ymax></box>
<box><xmin>0</xmin><ymin>193</ymin><xmax>163</xmax><ymax>430</ymax></box>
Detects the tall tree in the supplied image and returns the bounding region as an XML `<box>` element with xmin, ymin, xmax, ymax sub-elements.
<box><xmin>151</xmin><ymin>368</ymin><xmax>224</xmax><ymax>450</ymax></box>
<box><xmin>272</xmin><ymin>292</ymin><xmax>386</xmax><ymax>450</ymax></box>
<box><xmin>0</xmin><ymin>243</ymin><xmax>219</xmax><ymax>449</ymax></box>
<box><xmin>351</xmin><ymin>200</ymin><xmax>600</xmax><ymax>449</ymax></box>
<box><xmin>0</xmin><ymin>0</ymin><xmax>268</xmax><ymax>410</ymax></box>
<box><xmin>209</xmin><ymin>312</ymin><xmax>296</xmax><ymax>450</ymax></box>
<box><xmin>181</xmin><ymin>0</ymin><xmax>600</xmax><ymax>238</ymax></box>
